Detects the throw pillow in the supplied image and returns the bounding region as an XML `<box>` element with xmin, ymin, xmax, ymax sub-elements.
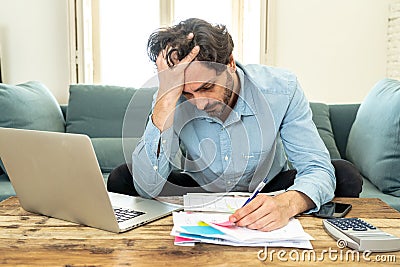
<box><xmin>0</xmin><ymin>81</ymin><xmax>65</xmax><ymax>131</ymax></box>
<box><xmin>310</xmin><ymin>103</ymin><xmax>341</xmax><ymax>159</ymax></box>
<box><xmin>0</xmin><ymin>81</ymin><xmax>65</xmax><ymax>175</ymax></box>
<box><xmin>346</xmin><ymin>78</ymin><xmax>400</xmax><ymax>197</ymax></box>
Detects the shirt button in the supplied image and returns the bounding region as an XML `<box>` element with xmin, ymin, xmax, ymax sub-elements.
<box><xmin>162</xmin><ymin>139</ymin><xmax>166</xmax><ymax>144</ymax></box>
<box><xmin>224</xmin><ymin>155</ymin><xmax>228</xmax><ymax>161</ymax></box>
<box><xmin>153</xmin><ymin>166</ymin><xmax>158</xmax><ymax>171</ymax></box>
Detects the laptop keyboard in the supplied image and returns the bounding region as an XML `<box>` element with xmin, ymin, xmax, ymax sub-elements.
<box><xmin>113</xmin><ymin>207</ymin><xmax>145</xmax><ymax>223</ymax></box>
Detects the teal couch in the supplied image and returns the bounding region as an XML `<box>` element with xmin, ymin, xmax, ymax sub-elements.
<box><xmin>0</xmin><ymin>81</ymin><xmax>399</xmax><ymax>211</ymax></box>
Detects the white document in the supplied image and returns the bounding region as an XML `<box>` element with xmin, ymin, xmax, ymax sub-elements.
<box><xmin>171</xmin><ymin>211</ymin><xmax>313</xmax><ymax>249</ymax></box>
<box><xmin>183</xmin><ymin>191</ymin><xmax>285</xmax><ymax>213</ymax></box>
<box><xmin>204</xmin><ymin>218</ymin><xmax>314</xmax><ymax>242</ymax></box>
<box><xmin>183</xmin><ymin>194</ymin><xmax>246</xmax><ymax>212</ymax></box>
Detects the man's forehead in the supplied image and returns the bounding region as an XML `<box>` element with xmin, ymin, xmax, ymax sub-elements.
<box><xmin>184</xmin><ymin>62</ymin><xmax>216</xmax><ymax>82</ymax></box>
<box><xmin>185</xmin><ymin>61</ymin><xmax>228</xmax><ymax>82</ymax></box>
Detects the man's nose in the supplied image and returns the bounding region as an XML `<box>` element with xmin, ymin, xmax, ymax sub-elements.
<box><xmin>192</xmin><ymin>97</ymin><xmax>208</xmax><ymax>110</ymax></box>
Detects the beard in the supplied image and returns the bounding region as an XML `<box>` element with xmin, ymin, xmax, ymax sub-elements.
<box><xmin>205</xmin><ymin>74</ymin><xmax>234</xmax><ymax>118</ymax></box>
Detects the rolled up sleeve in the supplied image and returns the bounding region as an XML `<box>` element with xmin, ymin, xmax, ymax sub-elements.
<box><xmin>132</xmin><ymin>116</ymin><xmax>178</xmax><ymax>198</ymax></box>
<box><xmin>280</xmin><ymin>78</ymin><xmax>336</xmax><ymax>213</ymax></box>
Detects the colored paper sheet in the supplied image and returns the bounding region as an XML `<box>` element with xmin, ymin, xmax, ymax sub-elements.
<box><xmin>181</xmin><ymin>226</ymin><xmax>225</xmax><ymax>236</ymax></box>
<box><xmin>214</xmin><ymin>221</ymin><xmax>235</xmax><ymax>227</ymax></box>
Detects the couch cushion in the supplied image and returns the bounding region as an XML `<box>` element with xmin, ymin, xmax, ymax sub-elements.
<box><xmin>310</xmin><ymin>103</ymin><xmax>341</xmax><ymax>159</ymax></box>
<box><xmin>0</xmin><ymin>81</ymin><xmax>65</xmax><ymax>175</ymax></box>
<box><xmin>91</xmin><ymin>137</ymin><xmax>140</xmax><ymax>173</ymax></box>
<box><xmin>346</xmin><ymin>78</ymin><xmax>400</xmax><ymax>197</ymax></box>
<box><xmin>360</xmin><ymin>177</ymin><xmax>400</xmax><ymax>211</ymax></box>
<box><xmin>66</xmin><ymin>85</ymin><xmax>155</xmax><ymax>138</ymax></box>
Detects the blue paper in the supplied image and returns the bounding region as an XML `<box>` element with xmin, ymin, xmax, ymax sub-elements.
<box><xmin>181</xmin><ymin>226</ymin><xmax>225</xmax><ymax>236</ymax></box>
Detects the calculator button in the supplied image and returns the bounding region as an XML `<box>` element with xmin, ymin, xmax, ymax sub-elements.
<box><xmin>352</xmin><ymin>227</ymin><xmax>367</xmax><ymax>231</ymax></box>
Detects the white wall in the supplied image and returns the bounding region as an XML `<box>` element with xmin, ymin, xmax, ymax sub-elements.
<box><xmin>267</xmin><ymin>0</ymin><xmax>390</xmax><ymax>103</ymax></box>
<box><xmin>0</xmin><ymin>0</ymin><xmax>70</xmax><ymax>104</ymax></box>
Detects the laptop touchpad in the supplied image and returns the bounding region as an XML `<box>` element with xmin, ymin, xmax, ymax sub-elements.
<box><xmin>109</xmin><ymin>192</ymin><xmax>144</xmax><ymax>207</ymax></box>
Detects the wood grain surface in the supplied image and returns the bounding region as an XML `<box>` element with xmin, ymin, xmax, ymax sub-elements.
<box><xmin>0</xmin><ymin>197</ymin><xmax>399</xmax><ymax>266</ymax></box>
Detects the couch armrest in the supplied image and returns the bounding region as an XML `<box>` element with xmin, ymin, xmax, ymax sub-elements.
<box><xmin>329</xmin><ymin>104</ymin><xmax>360</xmax><ymax>159</ymax></box>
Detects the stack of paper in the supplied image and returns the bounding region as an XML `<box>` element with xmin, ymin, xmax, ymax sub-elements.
<box><xmin>171</xmin><ymin>211</ymin><xmax>313</xmax><ymax>248</ymax></box>
<box><xmin>171</xmin><ymin>193</ymin><xmax>313</xmax><ymax>248</ymax></box>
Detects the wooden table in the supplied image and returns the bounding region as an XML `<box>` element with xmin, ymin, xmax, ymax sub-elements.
<box><xmin>0</xmin><ymin>197</ymin><xmax>399</xmax><ymax>266</ymax></box>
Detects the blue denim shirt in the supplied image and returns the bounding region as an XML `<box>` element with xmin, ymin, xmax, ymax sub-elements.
<box><xmin>132</xmin><ymin>63</ymin><xmax>335</xmax><ymax>212</ymax></box>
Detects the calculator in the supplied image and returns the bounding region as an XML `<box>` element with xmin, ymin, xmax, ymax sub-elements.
<box><xmin>323</xmin><ymin>218</ymin><xmax>400</xmax><ymax>252</ymax></box>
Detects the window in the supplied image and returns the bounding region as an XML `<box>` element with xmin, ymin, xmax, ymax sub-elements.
<box><xmin>173</xmin><ymin>0</ymin><xmax>233</xmax><ymax>56</ymax></box>
<box><xmin>95</xmin><ymin>0</ymin><xmax>160</xmax><ymax>87</ymax></box>
<box><xmin>70</xmin><ymin>0</ymin><xmax>267</xmax><ymax>86</ymax></box>
<box><xmin>173</xmin><ymin>0</ymin><xmax>264</xmax><ymax>63</ymax></box>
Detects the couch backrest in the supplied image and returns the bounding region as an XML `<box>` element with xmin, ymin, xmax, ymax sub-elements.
<box><xmin>61</xmin><ymin>85</ymin><xmax>360</xmax><ymax>172</ymax></box>
<box><xmin>66</xmin><ymin>85</ymin><xmax>156</xmax><ymax>138</ymax></box>
<box><xmin>309</xmin><ymin>103</ymin><xmax>341</xmax><ymax>159</ymax></box>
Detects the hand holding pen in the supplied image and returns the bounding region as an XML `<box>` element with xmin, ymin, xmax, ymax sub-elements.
<box><xmin>241</xmin><ymin>177</ymin><xmax>269</xmax><ymax>207</ymax></box>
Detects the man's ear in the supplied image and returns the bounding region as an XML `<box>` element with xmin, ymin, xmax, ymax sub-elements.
<box><xmin>228</xmin><ymin>54</ymin><xmax>236</xmax><ymax>73</ymax></box>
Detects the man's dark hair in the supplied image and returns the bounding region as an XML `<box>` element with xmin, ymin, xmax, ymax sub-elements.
<box><xmin>147</xmin><ymin>18</ymin><xmax>234</xmax><ymax>69</ymax></box>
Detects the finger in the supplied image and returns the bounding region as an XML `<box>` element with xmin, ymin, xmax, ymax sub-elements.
<box><xmin>156</xmin><ymin>57</ymin><xmax>169</xmax><ymax>73</ymax></box>
<box><xmin>187</xmin><ymin>32</ymin><xmax>194</xmax><ymax>39</ymax></box>
<box><xmin>245</xmin><ymin>212</ymin><xmax>275</xmax><ymax>230</ymax></box>
<box><xmin>165</xmin><ymin>33</ymin><xmax>194</xmax><ymax>66</ymax></box>
<box><xmin>234</xmin><ymin>197</ymin><xmax>274</xmax><ymax>227</ymax></box>
<box><xmin>229</xmin><ymin>196</ymin><xmax>265</xmax><ymax>223</ymax></box>
<box><xmin>235</xmin><ymin>205</ymin><xmax>270</xmax><ymax>228</ymax></box>
<box><xmin>170</xmin><ymin>50</ymin><xmax>179</xmax><ymax>65</ymax></box>
<box><xmin>257</xmin><ymin>220</ymin><xmax>278</xmax><ymax>232</ymax></box>
<box><xmin>179</xmin><ymin>45</ymin><xmax>200</xmax><ymax>64</ymax></box>
<box><xmin>156</xmin><ymin>53</ymin><xmax>166</xmax><ymax>68</ymax></box>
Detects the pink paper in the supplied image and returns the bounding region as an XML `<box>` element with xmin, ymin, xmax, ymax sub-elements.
<box><xmin>214</xmin><ymin>221</ymin><xmax>236</xmax><ymax>227</ymax></box>
<box><xmin>174</xmin><ymin>236</ymin><xmax>195</xmax><ymax>242</ymax></box>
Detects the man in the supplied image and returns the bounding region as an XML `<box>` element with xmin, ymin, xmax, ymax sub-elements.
<box><xmin>107</xmin><ymin>18</ymin><xmax>362</xmax><ymax>232</ymax></box>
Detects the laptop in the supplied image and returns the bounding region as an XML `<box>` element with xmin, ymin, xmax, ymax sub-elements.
<box><xmin>0</xmin><ymin>127</ymin><xmax>181</xmax><ymax>233</ymax></box>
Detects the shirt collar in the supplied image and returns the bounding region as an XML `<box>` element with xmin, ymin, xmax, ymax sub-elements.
<box><xmin>234</xmin><ymin>63</ymin><xmax>258</xmax><ymax>117</ymax></box>
<box><xmin>221</xmin><ymin>63</ymin><xmax>259</xmax><ymax>126</ymax></box>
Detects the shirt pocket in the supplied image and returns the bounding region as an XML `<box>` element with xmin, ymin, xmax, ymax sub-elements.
<box><xmin>240</xmin><ymin>150</ymin><xmax>270</xmax><ymax>175</ymax></box>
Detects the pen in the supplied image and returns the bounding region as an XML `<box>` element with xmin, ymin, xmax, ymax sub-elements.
<box><xmin>241</xmin><ymin>177</ymin><xmax>269</xmax><ymax>207</ymax></box>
